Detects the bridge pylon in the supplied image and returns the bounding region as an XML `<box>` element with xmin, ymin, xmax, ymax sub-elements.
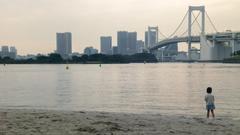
<box><xmin>188</xmin><ymin>6</ymin><xmax>205</xmax><ymax>60</ymax></box>
<box><xmin>146</xmin><ymin>26</ymin><xmax>159</xmax><ymax>49</ymax></box>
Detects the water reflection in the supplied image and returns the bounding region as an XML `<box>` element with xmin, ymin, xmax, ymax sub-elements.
<box><xmin>0</xmin><ymin>64</ymin><xmax>240</xmax><ymax>118</ymax></box>
<box><xmin>54</xmin><ymin>67</ymin><xmax>73</xmax><ymax>109</ymax></box>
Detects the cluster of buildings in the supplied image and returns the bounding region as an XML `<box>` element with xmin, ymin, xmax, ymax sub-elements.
<box><xmin>54</xmin><ymin>27</ymin><xmax>187</xmax><ymax>61</ymax></box>
<box><xmin>1</xmin><ymin>26</ymin><xmax>195</xmax><ymax>61</ymax></box>
<box><xmin>55</xmin><ymin>32</ymin><xmax>99</xmax><ymax>57</ymax></box>
<box><xmin>0</xmin><ymin>46</ymin><xmax>17</xmax><ymax>59</ymax></box>
<box><xmin>100</xmin><ymin>32</ymin><xmax>139</xmax><ymax>55</ymax></box>
<box><xmin>100</xmin><ymin>26</ymin><xmax>160</xmax><ymax>56</ymax></box>
<box><xmin>99</xmin><ymin>26</ymin><xmax>187</xmax><ymax>61</ymax></box>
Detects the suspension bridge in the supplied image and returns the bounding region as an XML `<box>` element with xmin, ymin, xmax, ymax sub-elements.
<box><xmin>148</xmin><ymin>6</ymin><xmax>240</xmax><ymax>61</ymax></box>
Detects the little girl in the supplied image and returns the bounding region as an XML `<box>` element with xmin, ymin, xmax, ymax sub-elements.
<box><xmin>205</xmin><ymin>87</ymin><xmax>215</xmax><ymax>118</ymax></box>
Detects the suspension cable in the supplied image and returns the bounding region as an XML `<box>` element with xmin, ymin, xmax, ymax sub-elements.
<box><xmin>158</xmin><ymin>30</ymin><xmax>167</xmax><ymax>39</ymax></box>
<box><xmin>192</xmin><ymin>12</ymin><xmax>202</xmax><ymax>32</ymax></box>
<box><xmin>179</xmin><ymin>12</ymin><xmax>201</xmax><ymax>37</ymax></box>
<box><xmin>168</xmin><ymin>10</ymin><xmax>189</xmax><ymax>38</ymax></box>
<box><xmin>206</xmin><ymin>11</ymin><xmax>218</xmax><ymax>32</ymax></box>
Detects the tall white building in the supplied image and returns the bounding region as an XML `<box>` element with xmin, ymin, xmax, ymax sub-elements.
<box><xmin>100</xmin><ymin>36</ymin><xmax>112</xmax><ymax>55</ymax></box>
<box><xmin>56</xmin><ymin>32</ymin><xmax>72</xmax><ymax>58</ymax></box>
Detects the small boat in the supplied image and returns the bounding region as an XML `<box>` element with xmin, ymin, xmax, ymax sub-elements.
<box><xmin>66</xmin><ymin>59</ymin><xmax>69</xmax><ymax>70</ymax></box>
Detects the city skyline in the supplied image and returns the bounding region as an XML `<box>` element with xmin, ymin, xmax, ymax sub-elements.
<box><xmin>0</xmin><ymin>0</ymin><xmax>240</xmax><ymax>55</ymax></box>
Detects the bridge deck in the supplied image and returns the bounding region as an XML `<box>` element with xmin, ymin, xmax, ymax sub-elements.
<box><xmin>149</xmin><ymin>32</ymin><xmax>240</xmax><ymax>51</ymax></box>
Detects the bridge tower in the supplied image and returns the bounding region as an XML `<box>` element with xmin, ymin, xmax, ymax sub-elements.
<box><xmin>147</xmin><ymin>26</ymin><xmax>159</xmax><ymax>49</ymax></box>
<box><xmin>188</xmin><ymin>6</ymin><xmax>205</xmax><ymax>60</ymax></box>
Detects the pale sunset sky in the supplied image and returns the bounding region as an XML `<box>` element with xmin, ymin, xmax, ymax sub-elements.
<box><xmin>0</xmin><ymin>0</ymin><xmax>239</xmax><ymax>55</ymax></box>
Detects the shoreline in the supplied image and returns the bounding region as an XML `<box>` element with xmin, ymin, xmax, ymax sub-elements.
<box><xmin>1</xmin><ymin>109</ymin><xmax>239</xmax><ymax>135</ymax></box>
<box><xmin>2</xmin><ymin>61</ymin><xmax>240</xmax><ymax>64</ymax></box>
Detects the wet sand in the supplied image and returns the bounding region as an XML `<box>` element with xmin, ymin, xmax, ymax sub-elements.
<box><xmin>0</xmin><ymin>109</ymin><xmax>240</xmax><ymax>135</ymax></box>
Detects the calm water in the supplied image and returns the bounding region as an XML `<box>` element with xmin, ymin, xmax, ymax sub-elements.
<box><xmin>0</xmin><ymin>63</ymin><xmax>240</xmax><ymax>117</ymax></box>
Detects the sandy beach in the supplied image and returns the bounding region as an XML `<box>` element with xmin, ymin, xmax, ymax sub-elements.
<box><xmin>0</xmin><ymin>109</ymin><xmax>239</xmax><ymax>135</ymax></box>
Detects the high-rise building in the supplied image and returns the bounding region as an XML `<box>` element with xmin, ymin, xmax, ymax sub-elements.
<box><xmin>9</xmin><ymin>46</ymin><xmax>17</xmax><ymax>59</ymax></box>
<box><xmin>10</xmin><ymin>47</ymin><xmax>17</xmax><ymax>53</ymax></box>
<box><xmin>137</xmin><ymin>40</ymin><xmax>144</xmax><ymax>53</ymax></box>
<box><xmin>145</xmin><ymin>31</ymin><xmax>148</xmax><ymax>49</ymax></box>
<box><xmin>117</xmin><ymin>31</ymin><xmax>138</xmax><ymax>55</ymax></box>
<box><xmin>112</xmin><ymin>46</ymin><xmax>119</xmax><ymax>55</ymax></box>
<box><xmin>56</xmin><ymin>32</ymin><xmax>72</xmax><ymax>58</ymax></box>
<box><xmin>100</xmin><ymin>36</ymin><xmax>112</xmax><ymax>55</ymax></box>
<box><xmin>1</xmin><ymin>46</ymin><xmax>9</xmax><ymax>53</ymax></box>
<box><xmin>117</xmin><ymin>31</ymin><xmax>128</xmax><ymax>55</ymax></box>
<box><xmin>128</xmin><ymin>32</ymin><xmax>137</xmax><ymax>55</ymax></box>
<box><xmin>0</xmin><ymin>46</ymin><xmax>17</xmax><ymax>59</ymax></box>
<box><xmin>1</xmin><ymin>46</ymin><xmax>9</xmax><ymax>58</ymax></box>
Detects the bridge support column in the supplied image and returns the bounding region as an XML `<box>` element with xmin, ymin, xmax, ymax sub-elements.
<box><xmin>235</xmin><ymin>33</ymin><xmax>240</xmax><ymax>52</ymax></box>
<box><xmin>188</xmin><ymin>9</ymin><xmax>192</xmax><ymax>60</ymax></box>
<box><xmin>200</xmin><ymin>35</ymin><xmax>233</xmax><ymax>61</ymax></box>
<box><xmin>200</xmin><ymin>34</ymin><xmax>213</xmax><ymax>60</ymax></box>
<box><xmin>221</xmin><ymin>42</ymin><xmax>232</xmax><ymax>60</ymax></box>
<box><xmin>230</xmin><ymin>33</ymin><xmax>238</xmax><ymax>54</ymax></box>
<box><xmin>230</xmin><ymin>40</ymin><xmax>236</xmax><ymax>54</ymax></box>
<box><xmin>188</xmin><ymin>6</ymin><xmax>205</xmax><ymax>60</ymax></box>
<box><xmin>235</xmin><ymin>40</ymin><xmax>240</xmax><ymax>52</ymax></box>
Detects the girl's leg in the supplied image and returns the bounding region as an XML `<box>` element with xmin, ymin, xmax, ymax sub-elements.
<box><xmin>207</xmin><ymin>110</ymin><xmax>210</xmax><ymax>118</ymax></box>
<box><xmin>211</xmin><ymin>110</ymin><xmax>215</xmax><ymax>118</ymax></box>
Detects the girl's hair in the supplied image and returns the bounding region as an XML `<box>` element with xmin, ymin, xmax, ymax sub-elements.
<box><xmin>207</xmin><ymin>87</ymin><xmax>212</xmax><ymax>93</ymax></box>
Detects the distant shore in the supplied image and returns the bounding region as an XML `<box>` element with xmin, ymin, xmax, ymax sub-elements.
<box><xmin>2</xmin><ymin>53</ymin><xmax>240</xmax><ymax>64</ymax></box>
<box><xmin>223</xmin><ymin>57</ymin><xmax>240</xmax><ymax>63</ymax></box>
<box><xmin>0</xmin><ymin>109</ymin><xmax>239</xmax><ymax>135</ymax></box>
<box><xmin>0</xmin><ymin>53</ymin><xmax>158</xmax><ymax>64</ymax></box>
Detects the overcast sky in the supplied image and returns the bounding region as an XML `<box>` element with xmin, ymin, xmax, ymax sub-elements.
<box><xmin>0</xmin><ymin>0</ymin><xmax>239</xmax><ymax>55</ymax></box>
